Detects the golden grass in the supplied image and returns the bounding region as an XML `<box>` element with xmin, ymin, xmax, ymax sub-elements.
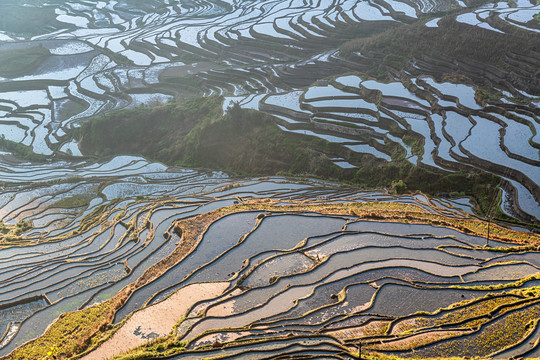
<box><xmin>6</xmin><ymin>298</ymin><xmax>120</xmax><ymax>360</ymax></box>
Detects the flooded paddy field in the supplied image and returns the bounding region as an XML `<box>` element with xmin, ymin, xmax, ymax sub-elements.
<box><xmin>0</xmin><ymin>0</ymin><xmax>538</xmax><ymax>358</ymax></box>
<box><xmin>227</xmin><ymin>70</ymin><xmax>540</xmax><ymax>221</ymax></box>
<box><xmin>0</xmin><ymin>0</ymin><xmax>537</xmax><ymax>220</ymax></box>
<box><xmin>0</xmin><ymin>0</ymin><xmax>536</xmax><ymax>216</ymax></box>
<box><xmin>0</xmin><ymin>160</ymin><xmax>537</xmax><ymax>359</ymax></box>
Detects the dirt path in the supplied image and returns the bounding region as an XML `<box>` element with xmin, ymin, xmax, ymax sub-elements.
<box><xmin>82</xmin><ymin>282</ymin><xmax>229</xmax><ymax>360</ymax></box>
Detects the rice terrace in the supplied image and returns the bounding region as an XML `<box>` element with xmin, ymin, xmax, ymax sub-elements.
<box><xmin>0</xmin><ymin>0</ymin><xmax>538</xmax><ymax>359</ymax></box>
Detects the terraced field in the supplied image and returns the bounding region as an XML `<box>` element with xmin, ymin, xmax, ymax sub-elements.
<box><xmin>0</xmin><ymin>0</ymin><xmax>538</xmax><ymax>358</ymax></box>
<box><xmin>0</xmin><ymin>175</ymin><xmax>539</xmax><ymax>359</ymax></box>
<box><xmin>0</xmin><ymin>0</ymin><xmax>537</xmax><ymax>218</ymax></box>
<box><xmin>229</xmin><ymin>72</ymin><xmax>540</xmax><ymax>219</ymax></box>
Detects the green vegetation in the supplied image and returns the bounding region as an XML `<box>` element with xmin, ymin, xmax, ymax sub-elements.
<box><xmin>76</xmin><ymin>96</ymin><xmax>220</xmax><ymax>161</ymax></box>
<box><xmin>0</xmin><ymin>220</ymin><xmax>33</xmax><ymax>245</ymax></box>
<box><xmin>55</xmin><ymin>100</ymin><xmax>88</xmax><ymax>122</ymax></box>
<box><xmin>391</xmin><ymin>179</ymin><xmax>407</xmax><ymax>194</ymax></box>
<box><xmin>179</xmin><ymin>102</ymin><xmax>345</xmax><ymax>178</ymax></box>
<box><xmin>341</xmin><ymin>12</ymin><xmax>540</xmax><ymax>74</ymax></box>
<box><xmin>14</xmin><ymin>220</ymin><xmax>32</xmax><ymax>235</ymax></box>
<box><xmin>75</xmin><ymin>96</ymin><xmax>506</xmax><ymax>216</ymax></box>
<box><xmin>402</xmin><ymin>133</ymin><xmax>423</xmax><ymax>157</ymax></box>
<box><xmin>0</xmin><ymin>45</ymin><xmax>51</xmax><ymax>78</ymax></box>
<box><xmin>48</xmin><ymin>195</ymin><xmax>92</xmax><ymax>209</ymax></box>
<box><xmin>348</xmin><ymin>21</ymin><xmax>400</xmax><ymax>40</ymax></box>
<box><xmin>76</xmin><ymin>96</ymin><xmax>344</xmax><ymax>179</ymax></box>
<box><xmin>0</xmin><ymin>136</ymin><xmax>47</xmax><ymax>162</ymax></box>
<box><xmin>8</xmin><ymin>299</ymin><xmax>120</xmax><ymax>360</ymax></box>
<box><xmin>354</xmin><ymin>164</ymin><xmax>501</xmax><ymax>214</ymax></box>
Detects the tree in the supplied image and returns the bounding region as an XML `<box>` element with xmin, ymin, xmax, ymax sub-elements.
<box><xmin>391</xmin><ymin>179</ymin><xmax>407</xmax><ymax>194</ymax></box>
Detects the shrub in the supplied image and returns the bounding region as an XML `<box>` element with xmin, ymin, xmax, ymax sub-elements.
<box><xmin>391</xmin><ymin>179</ymin><xmax>408</xmax><ymax>194</ymax></box>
